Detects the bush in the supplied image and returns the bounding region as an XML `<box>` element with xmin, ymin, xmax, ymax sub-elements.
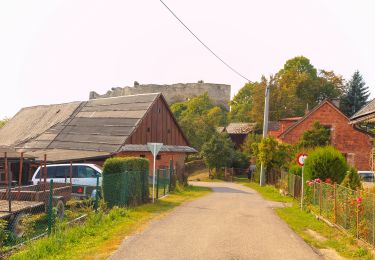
<box><xmin>304</xmin><ymin>146</ymin><xmax>349</xmax><ymax>183</ymax></box>
<box><xmin>0</xmin><ymin>219</ymin><xmax>8</xmax><ymax>246</ymax></box>
<box><xmin>289</xmin><ymin>164</ymin><xmax>302</xmax><ymax>177</ymax></box>
<box><xmin>232</xmin><ymin>150</ymin><xmax>250</xmax><ymax>169</ymax></box>
<box><xmin>102</xmin><ymin>157</ymin><xmax>149</xmax><ymax>208</ymax></box>
<box><xmin>342</xmin><ymin>167</ymin><xmax>362</xmax><ymax>190</ymax></box>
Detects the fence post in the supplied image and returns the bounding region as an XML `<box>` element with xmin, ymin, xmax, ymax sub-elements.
<box><xmin>169</xmin><ymin>160</ymin><xmax>173</xmax><ymax>192</ymax></box>
<box><xmin>8</xmin><ymin>165</ymin><xmax>12</xmax><ymax>213</ymax></box>
<box><xmin>48</xmin><ymin>179</ymin><xmax>53</xmax><ymax>235</ymax></box>
<box><xmin>356</xmin><ymin>189</ymin><xmax>359</xmax><ymax>239</ymax></box>
<box><xmin>319</xmin><ymin>182</ymin><xmax>322</xmax><ymax>216</ymax></box>
<box><xmin>95</xmin><ymin>175</ymin><xmax>99</xmax><ymax>213</ymax></box>
<box><xmin>333</xmin><ymin>183</ymin><xmax>337</xmax><ymax>224</ymax></box>
<box><xmin>163</xmin><ymin>170</ymin><xmax>166</xmax><ymax>196</ymax></box>
<box><xmin>156</xmin><ymin>170</ymin><xmax>159</xmax><ymax>200</ymax></box>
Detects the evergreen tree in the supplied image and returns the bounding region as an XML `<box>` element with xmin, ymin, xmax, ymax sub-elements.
<box><xmin>340</xmin><ymin>71</ymin><xmax>370</xmax><ymax>117</ymax></box>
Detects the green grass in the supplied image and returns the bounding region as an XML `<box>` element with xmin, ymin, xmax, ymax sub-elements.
<box><xmin>10</xmin><ymin>186</ymin><xmax>211</xmax><ymax>260</ymax></box>
<box><xmin>234</xmin><ymin>178</ymin><xmax>373</xmax><ymax>260</ymax></box>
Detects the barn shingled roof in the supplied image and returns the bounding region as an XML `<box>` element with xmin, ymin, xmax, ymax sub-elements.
<box><xmin>225</xmin><ymin>123</ymin><xmax>256</xmax><ymax>134</ymax></box>
<box><xmin>0</xmin><ymin>93</ymin><xmax>193</xmax><ymax>161</ymax></box>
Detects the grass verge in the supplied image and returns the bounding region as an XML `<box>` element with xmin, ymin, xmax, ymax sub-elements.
<box><xmin>234</xmin><ymin>177</ymin><xmax>372</xmax><ymax>259</ymax></box>
<box><xmin>10</xmin><ymin>186</ymin><xmax>211</xmax><ymax>260</ymax></box>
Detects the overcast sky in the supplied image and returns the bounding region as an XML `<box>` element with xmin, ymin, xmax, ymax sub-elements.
<box><xmin>1</xmin><ymin>0</ymin><xmax>374</xmax><ymax>118</ymax></box>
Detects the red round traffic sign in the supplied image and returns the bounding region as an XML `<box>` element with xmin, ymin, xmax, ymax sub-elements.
<box><xmin>297</xmin><ymin>154</ymin><xmax>308</xmax><ymax>166</ymax></box>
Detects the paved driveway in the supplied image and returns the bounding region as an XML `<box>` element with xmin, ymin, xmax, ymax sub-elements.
<box><xmin>110</xmin><ymin>182</ymin><xmax>321</xmax><ymax>260</ymax></box>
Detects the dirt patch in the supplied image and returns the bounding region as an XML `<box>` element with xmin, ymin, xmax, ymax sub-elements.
<box><xmin>319</xmin><ymin>248</ymin><xmax>346</xmax><ymax>260</ymax></box>
<box><xmin>305</xmin><ymin>229</ymin><xmax>327</xmax><ymax>242</ymax></box>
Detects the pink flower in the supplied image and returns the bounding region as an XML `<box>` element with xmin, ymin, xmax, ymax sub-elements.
<box><xmin>357</xmin><ymin>197</ymin><xmax>362</xmax><ymax>205</ymax></box>
<box><xmin>325</xmin><ymin>178</ymin><xmax>332</xmax><ymax>184</ymax></box>
<box><xmin>314</xmin><ymin>178</ymin><xmax>321</xmax><ymax>183</ymax></box>
<box><xmin>307</xmin><ymin>181</ymin><xmax>314</xmax><ymax>187</ymax></box>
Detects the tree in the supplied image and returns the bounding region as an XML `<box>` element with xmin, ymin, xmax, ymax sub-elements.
<box><xmin>229</xmin><ymin>82</ymin><xmax>255</xmax><ymax>122</ymax></box>
<box><xmin>341</xmin><ymin>167</ymin><xmax>362</xmax><ymax>190</ymax></box>
<box><xmin>340</xmin><ymin>71</ymin><xmax>370</xmax><ymax>117</ymax></box>
<box><xmin>298</xmin><ymin>121</ymin><xmax>331</xmax><ymax>148</ymax></box>
<box><xmin>241</xmin><ymin>133</ymin><xmax>262</xmax><ymax>157</ymax></box>
<box><xmin>171</xmin><ymin>93</ymin><xmax>228</xmax><ymax>150</ymax></box>
<box><xmin>201</xmin><ymin>133</ymin><xmax>235</xmax><ymax>175</ymax></box>
<box><xmin>304</xmin><ymin>146</ymin><xmax>349</xmax><ymax>183</ymax></box>
<box><xmin>252</xmin><ymin>137</ymin><xmax>293</xmax><ymax>174</ymax></box>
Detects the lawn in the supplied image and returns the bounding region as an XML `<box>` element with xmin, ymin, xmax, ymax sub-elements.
<box><xmin>10</xmin><ymin>185</ymin><xmax>211</xmax><ymax>260</ymax></box>
<box><xmin>234</xmin><ymin>177</ymin><xmax>373</xmax><ymax>260</ymax></box>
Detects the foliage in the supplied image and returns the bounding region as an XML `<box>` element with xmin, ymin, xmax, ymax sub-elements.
<box><xmin>0</xmin><ymin>118</ymin><xmax>9</xmax><ymax>128</ymax></box>
<box><xmin>341</xmin><ymin>167</ymin><xmax>362</xmax><ymax>190</ymax></box>
<box><xmin>241</xmin><ymin>133</ymin><xmax>262</xmax><ymax>157</ymax></box>
<box><xmin>229</xmin><ymin>82</ymin><xmax>255</xmax><ymax>122</ymax></box>
<box><xmin>200</xmin><ymin>133</ymin><xmax>235</xmax><ymax>172</ymax></box>
<box><xmin>0</xmin><ymin>219</ymin><xmax>8</xmax><ymax>246</ymax></box>
<box><xmin>298</xmin><ymin>121</ymin><xmax>331</xmax><ymax>148</ymax></box>
<box><xmin>231</xmin><ymin>150</ymin><xmax>250</xmax><ymax>169</ymax></box>
<box><xmin>171</xmin><ymin>93</ymin><xmax>228</xmax><ymax>150</ymax></box>
<box><xmin>340</xmin><ymin>70</ymin><xmax>370</xmax><ymax>117</ymax></box>
<box><xmin>252</xmin><ymin>137</ymin><xmax>294</xmax><ymax>173</ymax></box>
<box><xmin>102</xmin><ymin>157</ymin><xmax>149</xmax><ymax>207</ymax></box>
<box><xmin>234</xmin><ymin>56</ymin><xmax>344</xmax><ymax>128</ymax></box>
<box><xmin>289</xmin><ymin>164</ymin><xmax>302</xmax><ymax>177</ymax></box>
<box><xmin>303</xmin><ymin>146</ymin><xmax>349</xmax><ymax>183</ymax></box>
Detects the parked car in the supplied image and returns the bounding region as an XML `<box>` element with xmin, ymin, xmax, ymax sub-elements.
<box><xmin>31</xmin><ymin>163</ymin><xmax>102</xmax><ymax>198</ymax></box>
<box><xmin>358</xmin><ymin>171</ymin><xmax>375</xmax><ymax>183</ymax></box>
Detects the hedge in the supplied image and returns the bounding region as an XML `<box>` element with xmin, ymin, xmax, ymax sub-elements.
<box><xmin>304</xmin><ymin>146</ymin><xmax>348</xmax><ymax>184</ymax></box>
<box><xmin>102</xmin><ymin>157</ymin><xmax>149</xmax><ymax>207</ymax></box>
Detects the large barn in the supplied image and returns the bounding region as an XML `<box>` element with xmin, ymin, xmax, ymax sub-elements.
<box><xmin>0</xmin><ymin>93</ymin><xmax>195</xmax><ymax>184</ymax></box>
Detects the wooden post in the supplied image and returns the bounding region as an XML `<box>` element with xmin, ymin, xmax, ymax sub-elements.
<box><xmin>356</xmin><ymin>190</ymin><xmax>360</xmax><ymax>239</ymax></box>
<box><xmin>4</xmin><ymin>152</ymin><xmax>8</xmax><ymax>187</ymax></box>
<box><xmin>319</xmin><ymin>181</ymin><xmax>322</xmax><ymax>216</ymax></box>
<box><xmin>70</xmin><ymin>161</ymin><xmax>73</xmax><ymax>188</ymax></box>
<box><xmin>43</xmin><ymin>154</ymin><xmax>48</xmax><ymax>193</ymax></box>
<box><xmin>39</xmin><ymin>161</ymin><xmax>42</xmax><ymax>186</ymax></box>
<box><xmin>18</xmin><ymin>152</ymin><xmax>24</xmax><ymax>194</ymax></box>
<box><xmin>333</xmin><ymin>183</ymin><xmax>337</xmax><ymax>224</ymax></box>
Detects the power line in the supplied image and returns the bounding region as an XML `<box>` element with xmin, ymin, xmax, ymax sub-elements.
<box><xmin>159</xmin><ymin>0</ymin><xmax>250</xmax><ymax>82</ymax></box>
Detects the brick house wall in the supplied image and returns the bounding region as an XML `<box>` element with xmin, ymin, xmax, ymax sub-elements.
<box><xmin>279</xmin><ymin>101</ymin><xmax>373</xmax><ymax>170</ymax></box>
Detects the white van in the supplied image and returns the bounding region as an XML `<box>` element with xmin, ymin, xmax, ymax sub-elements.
<box><xmin>31</xmin><ymin>163</ymin><xmax>102</xmax><ymax>198</ymax></box>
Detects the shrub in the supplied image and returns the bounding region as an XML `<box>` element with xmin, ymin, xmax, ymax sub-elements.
<box><xmin>231</xmin><ymin>150</ymin><xmax>250</xmax><ymax>169</ymax></box>
<box><xmin>289</xmin><ymin>164</ymin><xmax>302</xmax><ymax>177</ymax></box>
<box><xmin>342</xmin><ymin>167</ymin><xmax>362</xmax><ymax>190</ymax></box>
<box><xmin>0</xmin><ymin>219</ymin><xmax>8</xmax><ymax>246</ymax></box>
<box><xmin>102</xmin><ymin>157</ymin><xmax>149</xmax><ymax>208</ymax></box>
<box><xmin>304</xmin><ymin>146</ymin><xmax>348</xmax><ymax>183</ymax></box>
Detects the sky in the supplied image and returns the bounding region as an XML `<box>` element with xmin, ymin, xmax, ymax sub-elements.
<box><xmin>0</xmin><ymin>0</ymin><xmax>374</xmax><ymax>118</ymax></box>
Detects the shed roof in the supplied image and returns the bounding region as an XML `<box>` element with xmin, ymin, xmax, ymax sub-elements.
<box><xmin>0</xmin><ymin>102</ymin><xmax>81</xmax><ymax>147</ymax></box>
<box><xmin>225</xmin><ymin>123</ymin><xmax>256</xmax><ymax>134</ymax></box>
<box><xmin>121</xmin><ymin>144</ymin><xmax>197</xmax><ymax>153</ymax></box>
<box><xmin>350</xmin><ymin>98</ymin><xmax>375</xmax><ymax>124</ymax></box>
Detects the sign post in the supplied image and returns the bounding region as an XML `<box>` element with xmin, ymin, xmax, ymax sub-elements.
<box><xmin>147</xmin><ymin>143</ymin><xmax>163</xmax><ymax>203</ymax></box>
<box><xmin>297</xmin><ymin>154</ymin><xmax>308</xmax><ymax>210</ymax></box>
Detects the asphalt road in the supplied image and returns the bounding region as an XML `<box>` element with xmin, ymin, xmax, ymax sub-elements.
<box><xmin>109</xmin><ymin>182</ymin><xmax>321</xmax><ymax>260</ymax></box>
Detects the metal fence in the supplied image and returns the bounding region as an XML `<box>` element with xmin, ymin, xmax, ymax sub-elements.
<box><xmin>266</xmin><ymin>171</ymin><xmax>375</xmax><ymax>248</ymax></box>
<box><xmin>149</xmin><ymin>168</ymin><xmax>173</xmax><ymax>200</ymax></box>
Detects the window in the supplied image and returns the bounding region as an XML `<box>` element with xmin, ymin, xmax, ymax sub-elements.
<box><xmin>147</xmin><ymin>127</ymin><xmax>150</xmax><ymax>132</ymax></box>
<box><xmin>156</xmin><ymin>155</ymin><xmax>161</xmax><ymax>160</ymax></box>
<box><xmin>75</xmin><ymin>166</ymin><xmax>98</xmax><ymax>178</ymax></box>
<box><xmin>140</xmin><ymin>154</ymin><xmax>145</xmax><ymax>158</ymax></box>
<box><xmin>55</xmin><ymin>166</ymin><xmax>70</xmax><ymax>178</ymax></box>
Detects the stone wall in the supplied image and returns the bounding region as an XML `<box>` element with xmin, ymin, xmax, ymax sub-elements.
<box><xmin>89</xmin><ymin>82</ymin><xmax>231</xmax><ymax>109</ymax></box>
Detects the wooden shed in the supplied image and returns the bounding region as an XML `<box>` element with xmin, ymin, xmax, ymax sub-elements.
<box><xmin>0</xmin><ymin>93</ymin><xmax>196</xmax><ymax>180</ymax></box>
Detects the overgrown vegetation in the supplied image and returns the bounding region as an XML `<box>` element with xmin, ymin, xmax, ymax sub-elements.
<box><xmin>0</xmin><ymin>118</ymin><xmax>9</xmax><ymax>128</ymax></box>
<box><xmin>298</xmin><ymin>121</ymin><xmax>331</xmax><ymax>148</ymax></box>
<box><xmin>10</xmin><ymin>185</ymin><xmax>211</xmax><ymax>260</ymax></box>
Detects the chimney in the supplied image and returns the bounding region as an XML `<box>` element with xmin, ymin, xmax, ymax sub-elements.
<box><xmin>331</xmin><ymin>98</ymin><xmax>340</xmax><ymax>108</ymax></box>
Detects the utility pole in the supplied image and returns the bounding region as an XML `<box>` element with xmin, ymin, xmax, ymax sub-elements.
<box><xmin>259</xmin><ymin>82</ymin><xmax>270</xmax><ymax>186</ymax></box>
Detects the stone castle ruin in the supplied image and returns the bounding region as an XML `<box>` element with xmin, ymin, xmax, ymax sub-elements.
<box><xmin>89</xmin><ymin>82</ymin><xmax>231</xmax><ymax>109</ymax></box>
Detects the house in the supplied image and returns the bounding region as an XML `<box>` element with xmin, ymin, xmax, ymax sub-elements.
<box><xmin>272</xmin><ymin>100</ymin><xmax>373</xmax><ymax>170</ymax></box>
<box><xmin>218</xmin><ymin>123</ymin><xmax>257</xmax><ymax>149</ymax></box>
<box><xmin>268</xmin><ymin>117</ymin><xmax>301</xmax><ymax>138</ymax></box>
<box><xmin>350</xmin><ymin>98</ymin><xmax>375</xmax><ymax>124</ymax></box>
<box><xmin>0</xmin><ymin>93</ymin><xmax>196</xmax><ymax>183</ymax></box>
